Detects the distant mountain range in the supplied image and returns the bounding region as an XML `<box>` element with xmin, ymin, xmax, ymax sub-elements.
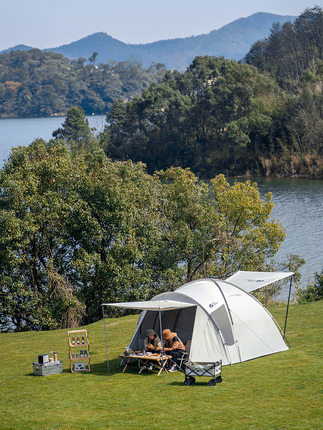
<box><xmin>2</xmin><ymin>12</ymin><xmax>295</xmax><ymax>70</ymax></box>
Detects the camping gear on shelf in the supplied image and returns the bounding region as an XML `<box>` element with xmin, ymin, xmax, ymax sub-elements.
<box><xmin>102</xmin><ymin>271</ymin><xmax>293</xmax><ymax>385</ymax></box>
<box><xmin>68</xmin><ymin>329</ymin><xmax>90</xmax><ymax>373</ymax></box>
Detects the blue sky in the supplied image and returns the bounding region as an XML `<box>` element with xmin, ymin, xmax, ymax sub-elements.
<box><xmin>0</xmin><ymin>0</ymin><xmax>320</xmax><ymax>50</ymax></box>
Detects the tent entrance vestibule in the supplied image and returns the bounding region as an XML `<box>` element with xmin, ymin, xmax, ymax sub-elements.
<box><xmin>130</xmin><ymin>306</ymin><xmax>197</xmax><ymax>352</ymax></box>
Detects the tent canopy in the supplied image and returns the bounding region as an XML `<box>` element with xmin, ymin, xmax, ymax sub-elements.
<box><xmin>103</xmin><ymin>300</ymin><xmax>196</xmax><ymax>311</ymax></box>
<box><xmin>225</xmin><ymin>271</ymin><xmax>293</xmax><ymax>293</ymax></box>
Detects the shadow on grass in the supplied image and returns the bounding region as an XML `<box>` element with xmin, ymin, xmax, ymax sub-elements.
<box><xmin>26</xmin><ymin>357</ymin><xmax>172</xmax><ymax>378</ymax></box>
<box><xmin>167</xmin><ymin>380</ymin><xmax>218</xmax><ymax>387</ymax></box>
<box><xmin>25</xmin><ymin>368</ymin><xmax>70</xmax><ymax>376</ymax></box>
<box><xmin>89</xmin><ymin>357</ymin><xmax>171</xmax><ymax>378</ymax></box>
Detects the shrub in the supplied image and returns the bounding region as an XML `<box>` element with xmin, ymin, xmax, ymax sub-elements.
<box><xmin>296</xmin><ymin>270</ymin><xmax>323</xmax><ymax>303</ymax></box>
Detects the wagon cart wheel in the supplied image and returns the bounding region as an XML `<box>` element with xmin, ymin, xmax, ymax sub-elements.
<box><xmin>215</xmin><ymin>375</ymin><xmax>222</xmax><ymax>383</ymax></box>
<box><xmin>184</xmin><ymin>376</ymin><xmax>195</xmax><ymax>386</ymax></box>
<box><xmin>209</xmin><ymin>378</ymin><xmax>217</xmax><ymax>386</ymax></box>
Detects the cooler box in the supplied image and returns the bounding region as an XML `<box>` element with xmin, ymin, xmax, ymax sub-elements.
<box><xmin>33</xmin><ymin>361</ymin><xmax>63</xmax><ymax>376</ymax></box>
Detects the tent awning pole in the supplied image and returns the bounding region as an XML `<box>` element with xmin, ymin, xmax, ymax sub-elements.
<box><xmin>283</xmin><ymin>276</ymin><xmax>293</xmax><ymax>340</ymax></box>
<box><xmin>102</xmin><ymin>305</ymin><xmax>110</xmax><ymax>372</ymax></box>
<box><xmin>158</xmin><ymin>309</ymin><xmax>166</xmax><ymax>387</ymax></box>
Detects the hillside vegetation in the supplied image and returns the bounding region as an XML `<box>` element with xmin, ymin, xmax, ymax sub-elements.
<box><xmin>0</xmin><ymin>49</ymin><xmax>165</xmax><ymax>118</ymax></box>
<box><xmin>0</xmin><ymin>301</ymin><xmax>322</xmax><ymax>429</ymax></box>
<box><xmin>104</xmin><ymin>7</ymin><xmax>322</xmax><ymax>178</ymax></box>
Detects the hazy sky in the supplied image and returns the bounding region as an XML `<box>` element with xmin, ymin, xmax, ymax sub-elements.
<box><xmin>1</xmin><ymin>0</ymin><xmax>320</xmax><ymax>50</ymax></box>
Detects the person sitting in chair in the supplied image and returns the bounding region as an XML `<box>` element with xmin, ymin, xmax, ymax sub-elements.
<box><xmin>162</xmin><ymin>329</ymin><xmax>186</xmax><ymax>372</ymax></box>
<box><xmin>144</xmin><ymin>329</ymin><xmax>161</xmax><ymax>353</ymax></box>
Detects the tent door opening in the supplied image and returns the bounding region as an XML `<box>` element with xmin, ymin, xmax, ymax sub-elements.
<box><xmin>130</xmin><ymin>306</ymin><xmax>197</xmax><ymax>351</ymax></box>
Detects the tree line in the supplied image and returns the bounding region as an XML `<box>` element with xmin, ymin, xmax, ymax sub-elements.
<box><xmin>0</xmin><ymin>49</ymin><xmax>166</xmax><ymax>118</ymax></box>
<box><xmin>0</xmin><ymin>108</ymin><xmax>305</xmax><ymax>331</ymax></box>
<box><xmin>103</xmin><ymin>7</ymin><xmax>322</xmax><ymax>178</ymax></box>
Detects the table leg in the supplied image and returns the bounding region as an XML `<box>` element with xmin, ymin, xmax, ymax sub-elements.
<box><xmin>138</xmin><ymin>359</ymin><xmax>145</xmax><ymax>374</ymax></box>
<box><xmin>122</xmin><ymin>358</ymin><xmax>130</xmax><ymax>373</ymax></box>
<box><xmin>157</xmin><ymin>358</ymin><xmax>168</xmax><ymax>376</ymax></box>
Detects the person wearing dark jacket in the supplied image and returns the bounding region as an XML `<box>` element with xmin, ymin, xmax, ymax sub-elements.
<box><xmin>162</xmin><ymin>329</ymin><xmax>186</xmax><ymax>372</ymax></box>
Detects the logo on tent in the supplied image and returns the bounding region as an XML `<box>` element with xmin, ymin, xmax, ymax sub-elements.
<box><xmin>209</xmin><ymin>302</ymin><xmax>218</xmax><ymax>308</ymax></box>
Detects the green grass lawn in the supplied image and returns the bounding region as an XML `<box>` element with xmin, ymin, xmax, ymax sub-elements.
<box><xmin>0</xmin><ymin>302</ymin><xmax>322</xmax><ymax>430</ymax></box>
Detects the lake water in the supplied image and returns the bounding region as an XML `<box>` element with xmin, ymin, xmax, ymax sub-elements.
<box><xmin>244</xmin><ymin>177</ymin><xmax>322</xmax><ymax>286</ymax></box>
<box><xmin>0</xmin><ymin>117</ymin><xmax>322</xmax><ymax>290</ymax></box>
<box><xmin>0</xmin><ymin>115</ymin><xmax>106</xmax><ymax>165</ymax></box>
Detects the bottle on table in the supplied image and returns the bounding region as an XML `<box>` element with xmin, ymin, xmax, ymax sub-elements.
<box><xmin>72</xmin><ymin>336</ymin><xmax>75</xmax><ymax>345</ymax></box>
<box><xmin>81</xmin><ymin>335</ymin><xmax>85</xmax><ymax>344</ymax></box>
<box><xmin>77</xmin><ymin>336</ymin><xmax>80</xmax><ymax>345</ymax></box>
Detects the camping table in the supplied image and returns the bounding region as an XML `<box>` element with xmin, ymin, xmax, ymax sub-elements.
<box><xmin>119</xmin><ymin>354</ymin><xmax>170</xmax><ymax>376</ymax></box>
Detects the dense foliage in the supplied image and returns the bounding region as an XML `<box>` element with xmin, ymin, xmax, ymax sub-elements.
<box><xmin>104</xmin><ymin>57</ymin><xmax>278</xmax><ymax>176</ymax></box>
<box><xmin>0</xmin><ymin>113</ymin><xmax>289</xmax><ymax>330</ymax></box>
<box><xmin>102</xmin><ymin>7</ymin><xmax>322</xmax><ymax>178</ymax></box>
<box><xmin>0</xmin><ymin>49</ymin><xmax>166</xmax><ymax>117</ymax></box>
<box><xmin>296</xmin><ymin>270</ymin><xmax>323</xmax><ymax>303</ymax></box>
<box><xmin>244</xmin><ymin>6</ymin><xmax>323</xmax><ymax>92</ymax></box>
<box><xmin>244</xmin><ymin>6</ymin><xmax>323</xmax><ymax>176</ymax></box>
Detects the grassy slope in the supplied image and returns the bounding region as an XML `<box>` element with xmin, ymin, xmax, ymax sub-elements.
<box><xmin>0</xmin><ymin>302</ymin><xmax>322</xmax><ymax>430</ymax></box>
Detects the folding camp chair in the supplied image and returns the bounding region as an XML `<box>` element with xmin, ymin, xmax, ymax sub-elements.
<box><xmin>168</xmin><ymin>340</ymin><xmax>191</xmax><ymax>372</ymax></box>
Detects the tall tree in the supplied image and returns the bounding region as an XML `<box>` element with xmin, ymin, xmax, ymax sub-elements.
<box><xmin>52</xmin><ymin>106</ymin><xmax>92</xmax><ymax>149</ymax></box>
<box><xmin>156</xmin><ymin>168</ymin><xmax>285</xmax><ymax>281</ymax></box>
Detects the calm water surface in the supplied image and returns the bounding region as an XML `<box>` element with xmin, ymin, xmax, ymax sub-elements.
<box><xmin>0</xmin><ymin>117</ymin><xmax>322</xmax><ymax>289</ymax></box>
<box><xmin>0</xmin><ymin>115</ymin><xmax>106</xmax><ymax>165</ymax></box>
<box><xmin>248</xmin><ymin>178</ymin><xmax>322</xmax><ymax>285</ymax></box>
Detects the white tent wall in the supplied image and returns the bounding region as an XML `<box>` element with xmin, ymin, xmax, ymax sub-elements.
<box><xmin>189</xmin><ymin>305</ymin><xmax>230</xmax><ymax>364</ymax></box>
<box><xmin>214</xmin><ymin>280</ymin><xmax>288</xmax><ymax>362</ymax></box>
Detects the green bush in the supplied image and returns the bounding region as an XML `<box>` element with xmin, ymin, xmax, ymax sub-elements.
<box><xmin>296</xmin><ymin>270</ymin><xmax>323</xmax><ymax>303</ymax></box>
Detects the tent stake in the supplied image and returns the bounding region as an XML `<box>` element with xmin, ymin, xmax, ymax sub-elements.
<box><xmin>283</xmin><ymin>276</ymin><xmax>293</xmax><ymax>340</ymax></box>
<box><xmin>102</xmin><ymin>305</ymin><xmax>110</xmax><ymax>372</ymax></box>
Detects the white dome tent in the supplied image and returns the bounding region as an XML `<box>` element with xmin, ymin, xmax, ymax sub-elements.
<box><xmin>102</xmin><ymin>271</ymin><xmax>293</xmax><ymax>383</ymax></box>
